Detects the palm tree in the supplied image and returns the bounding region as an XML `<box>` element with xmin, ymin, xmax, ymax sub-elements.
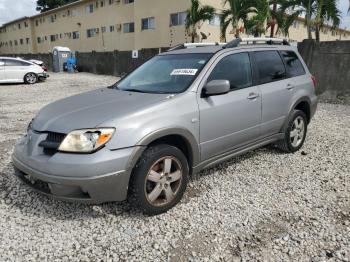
<box><xmin>279</xmin><ymin>0</ymin><xmax>340</xmax><ymax>41</ymax></box>
<box><xmin>185</xmin><ymin>0</ymin><xmax>215</xmax><ymax>43</ymax></box>
<box><xmin>220</xmin><ymin>0</ymin><xmax>258</xmax><ymax>40</ymax></box>
<box><xmin>314</xmin><ymin>0</ymin><xmax>340</xmax><ymax>42</ymax></box>
<box><xmin>279</xmin><ymin>0</ymin><xmax>315</xmax><ymax>39</ymax></box>
<box><xmin>245</xmin><ymin>0</ymin><xmax>270</xmax><ymax>36</ymax></box>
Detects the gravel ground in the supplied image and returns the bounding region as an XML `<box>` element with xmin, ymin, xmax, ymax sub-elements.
<box><xmin>0</xmin><ymin>73</ymin><xmax>349</xmax><ymax>261</ymax></box>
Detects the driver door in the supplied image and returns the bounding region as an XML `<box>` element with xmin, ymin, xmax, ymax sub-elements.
<box><xmin>198</xmin><ymin>52</ymin><xmax>262</xmax><ymax>161</ymax></box>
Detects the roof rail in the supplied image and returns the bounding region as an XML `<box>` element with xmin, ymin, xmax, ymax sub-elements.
<box><xmin>223</xmin><ymin>38</ymin><xmax>242</xmax><ymax>49</ymax></box>
<box><xmin>168</xmin><ymin>42</ymin><xmax>226</xmax><ymax>51</ymax></box>
<box><xmin>240</xmin><ymin>37</ymin><xmax>290</xmax><ymax>46</ymax></box>
<box><xmin>168</xmin><ymin>37</ymin><xmax>290</xmax><ymax>51</ymax></box>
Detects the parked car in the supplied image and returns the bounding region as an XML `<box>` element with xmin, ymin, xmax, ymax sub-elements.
<box><xmin>0</xmin><ymin>57</ymin><xmax>48</xmax><ymax>84</ymax></box>
<box><xmin>12</xmin><ymin>38</ymin><xmax>317</xmax><ymax>215</ymax></box>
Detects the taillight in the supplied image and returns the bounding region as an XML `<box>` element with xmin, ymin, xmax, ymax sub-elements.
<box><xmin>42</xmin><ymin>66</ymin><xmax>47</xmax><ymax>72</ymax></box>
<box><xmin>311</xmin><ymin>75</ymin><xmax>317</xmax><ymax>89</ymax></box>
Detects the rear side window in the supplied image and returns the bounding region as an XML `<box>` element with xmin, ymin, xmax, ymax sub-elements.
<box><xmin>5</xmin><ymin>59</ymin><xmax>29</xmax><ymax>66</ymax></box>
<box><xmin>208</xmin><ymin>52</ymin><xmax>252</xmax><ymax>90</ymax></box>
<box><xmin>280</xmin><ymin>51</ymin><xmax>305</xmax><ymax>77</ymax></box>
<box><xmin>254</xmin><ymin>51</ymin><xmax>286</xmax><ymax>85</ymax></box>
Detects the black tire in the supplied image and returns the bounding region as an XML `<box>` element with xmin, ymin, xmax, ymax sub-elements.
<box><xmin>276</xmin><ymin>110</ymin><xmax>308</xmax><ymax>153</ymax></box>
<box><xmin>128</xmin><ymin>144</ymin><xmax>189</xmax><ymax>215</ymax></box>
<box><xmin>24</xmin><ymin>73</ymin><xmax>38</xmax><ymax>84</ymax></box>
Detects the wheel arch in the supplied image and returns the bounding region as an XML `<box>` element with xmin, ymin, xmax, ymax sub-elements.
<box><xmin>130</xmin><ymin>128</ymin><xmax>200</xmax><ymax>175</ymax></box>
<box><xmin>281</xmin><ymin>97</ymin><xmax>311</xmax><ymax>133</ymax></box>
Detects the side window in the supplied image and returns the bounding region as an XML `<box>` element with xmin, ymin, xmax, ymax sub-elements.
<box><xmin>4</xmin><ymin>59</ymin><xmax>23</xmax><ymax>66</ymax></box>
<box><xmin>208</xmin><ymin>52</ymin><xmax>253</xmax><ymax>90</ymax></box>
<box><xmin>254</xmin><ymin>51</ymin><xmax>286</xmax><ymax>84</ymax></box>
<box><xmin>280</xmin><ymin>51</ymin><xmax>306</xmax><ymax>77</ymax></box>
<box><xmin>0</xmin><ymin>59</ymin><xmax>4</xmax><ymax>66</ymax></box>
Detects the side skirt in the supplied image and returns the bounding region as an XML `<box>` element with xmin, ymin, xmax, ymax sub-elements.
<box><xmin>192</xmin><ymin>133</ymin><xmax>284</xmax><ymax>174</ymax></box>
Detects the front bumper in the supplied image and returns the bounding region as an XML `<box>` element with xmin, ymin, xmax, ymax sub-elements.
<box><xmin>38</xmin><ymin>72</ymin><xmax>49</xmax><ymax>79</ymax></box>
<box><xmin>12</xmin><ymin>131</ymin><xmax>142</xmax><ymax>203</ymax></box>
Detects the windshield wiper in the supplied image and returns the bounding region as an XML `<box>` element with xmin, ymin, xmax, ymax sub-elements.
<box><xmin>122</xmin><ymin>88</ymin><xmax>149</xmax><ymax>93</ymax></box>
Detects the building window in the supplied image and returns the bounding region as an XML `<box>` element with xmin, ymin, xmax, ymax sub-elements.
<box><xmin>72</xmin><ymin>31</ymin><xmax>80</xmax><ymax>39</ymax></box>
<box><xmin>50</xmin><ymin>15</ymin><xmax>56</xmax><ymax>23</ymax></box>
<box><xmin>170</xmin><ymin>12</ymin><xmax>187</xmax><ymax>26</ymax></box>
<box><xmin>14</xmin><ymin>40</ymin><xmax>18</xmax><ymax>46</ymax></box>
<box><xmin>24</xmin><ymin>21</ymin><xmax>28</xmax><ymax>28</ymax></box>
<box><xmin>100</xmin><ymin>0</ymin><xmax>105</xmax><ymax>7</ymax></box>
<box><xmin>109</xmin><ymin>25</ymin><xmax>115</xmax><ymax>32</ymax></box>
<box><xmin>35</xmin><ymin>20</ymin><xmax>39</xmax><ymax>26</ymax></box>
<box><xmin>141</xmin><ymin>17</ymin><xmax>155</xmax><ymax>30</ymax></box>
<box><xmin>209</xmin><ymin>14</ymin><xmax>220</xmax><ymax>26</ymax></box>
<box><xmin>124</xmin><ymin>0</ymin><xmax>134</xmax><ymax>4</ymax></box>
<box><xmin>18</xmin><ymin>23</ymin><xmax>21</xmax><ymax>29</ymax></box>
<box><xmin>123</xmin><ymin>22</ymin><xmax>134</xmax><ymax>33</ymax></box>
<box><xmin>50</xmin><ymin>35</ymin><xmax>57</xmax><ymax>42</ymax></box>
<box><xmin>45</xmin><ymin>36</ymin><xmax>47</xmax><ymax>41</ymax></box>
<box><xmin>109</xmin><ymin>0</ymin><xmax>114</xmax><ymax>4</ymax></box>
<box><xmin>26</xmin><ymin>38</ymin><xmax>30</xmax><ymax>44</ymax></box>
<box><xmin>87</xmin><ymin>28</ymin><xmax>98</xmax><ymax>37</ymax></box>
<box><xmin>19</xmin><ymin>39</ymin><xmax>23</xmax><ymax>45</ymax></box>
<box><xmin>86</xmin><ymin>4</ymin><xmax>94</xmax><ymax>13</ymax></box>
<box><xmin>102</xmin><ymin>26</ymin><xmax>106</xmax><ymax>33</ymax></box>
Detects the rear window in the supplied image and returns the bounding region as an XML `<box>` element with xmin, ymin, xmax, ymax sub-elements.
<box><xmin>254</xmin><ymin>51</ymin><xmax>286</xmax><ymax>85</ymax></box>
<box><xmin>280</xmin><ymin>51</ymin><xmax>306</xmax><ymax>77</ymax></box>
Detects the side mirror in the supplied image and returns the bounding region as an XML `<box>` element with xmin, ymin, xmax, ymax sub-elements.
<box><xmin>202</xmin><ymin>80</ymin><xmax>230</xmax><ymax>97</ymax></box>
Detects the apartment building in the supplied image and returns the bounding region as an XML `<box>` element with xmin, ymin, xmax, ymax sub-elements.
<box><xmin>0</xmin><ymin>0</ymin><xmax>349</xmax><ymax>54</ymax></box>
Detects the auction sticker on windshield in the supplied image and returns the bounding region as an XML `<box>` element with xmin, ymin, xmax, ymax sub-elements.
<box><xmin>171</xmin><ymin>69</ymin><xmax>198</xmax><ymax>76</ymax></box>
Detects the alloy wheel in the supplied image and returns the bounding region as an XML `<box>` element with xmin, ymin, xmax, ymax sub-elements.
<box><xmin>26</xmin><ymin>73</ymin><xmax>37</xmax><ymax>84</ymax></box>
<box><xmin>144</xmin><ymin>156</ymin><xmax>183</xmax><ymax>207</ymax></box>
<box><xmin>290</xmin><ymin>116</ymin><xmax>305</xmax><ymax>147</ymax></box>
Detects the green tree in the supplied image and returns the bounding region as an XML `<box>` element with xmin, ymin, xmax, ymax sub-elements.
<box><xmin>245</xmin><ymin>0</ymin><xmax>270</xmax><ymax>36</ymax></box>
<box><xmin>185</xmin><ymin>0</ymin><xmax>215</xmax><ymax>43</ymax></box>
<box><xmin>36</xmin><ymin>0</ymin><xmax>78</xmax><ymax>12</ymax></box>
<box><xmin>314</xmin><ymin>0</ymin><xmax>340</xmax><ymax>42</ymax></box>
<box><xmin>279</xmin><ymin>0</ymin><xmax>340</xmax><ymax>41</ymax></box>
<box><xmin>220</xmin><ymin>0</ymin><xmax>258</xmax><ymax>40</ymax></box>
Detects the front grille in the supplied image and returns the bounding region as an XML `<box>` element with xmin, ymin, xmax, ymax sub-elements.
<box><xmin>46</xmin><ymin>132</ymin><xmax>66</xmax><ymax>143</ymax></box>
<box><xmin>39</xmin><ymin>132</ymin><xmax>66</xmax><ymax>156</ymax></box>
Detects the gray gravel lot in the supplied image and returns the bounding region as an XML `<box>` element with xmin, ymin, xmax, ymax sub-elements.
<box><xmin>0</xmin><ymin>73</ymin><xmax>349</xmax><ymax>261</ymax></box>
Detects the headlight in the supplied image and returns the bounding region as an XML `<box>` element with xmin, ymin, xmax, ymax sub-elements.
<box><xmin>58</xmin><ymin>128</ymin><xmax>115</xmax><ymax>153</ymax></box>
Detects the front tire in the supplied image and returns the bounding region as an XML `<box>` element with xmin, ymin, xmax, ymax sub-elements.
<box><xmin>24</xmin><ymin>73</ymin><xmax>38</xmax><ymax>84</ymax></box>
<box><xmin>128</xmin><ymin>144</ymin><xmax>189</xmax><ymax>215</ymax></box>
<box><xmin>276</xmin><ymin>110</ymin><xmax>308</xmax><ymax>153</ymax></box>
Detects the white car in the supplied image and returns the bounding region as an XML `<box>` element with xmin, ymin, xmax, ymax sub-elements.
<box><xmin>0</xmin><ymin>57</ymin><xmax>48</xmax><ymax>84</ymax></box>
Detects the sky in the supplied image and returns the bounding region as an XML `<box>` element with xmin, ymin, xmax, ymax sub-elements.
<box><xmin>0</xmin><ymin>0</ymin><xmax>350</xmax><ymax>29</ymax></box>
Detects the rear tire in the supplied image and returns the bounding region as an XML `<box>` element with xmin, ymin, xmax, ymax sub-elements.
<box><xmin>128</xmin><ymin>144</ymin><xmax>189</xmax><ymax>215</ymax></box>
<box><xmin>276</xmin><ymin>110</ymin><xmax>308</xmax><ymax>153</ymax></box>
<box><xmin>24</xmin><ymin>73</ymin><xmax>38</xmax><ymax>84</ymax></box>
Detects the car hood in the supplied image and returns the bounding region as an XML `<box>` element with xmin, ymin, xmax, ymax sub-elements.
<box><xmin>32</xmin><ymin>87</ymin><xmax>170</xmax><ymax>133</ymax></box>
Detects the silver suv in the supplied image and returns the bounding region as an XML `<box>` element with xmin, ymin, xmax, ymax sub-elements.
<box><xmin>12</xmin><ymin>38</ymin><xmax>317</xmax><ymax>215</ymax></box>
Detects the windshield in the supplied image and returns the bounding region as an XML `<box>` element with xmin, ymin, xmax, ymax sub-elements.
<box><xmin>116</xmin><ymin>53</ymin><xmax>212</xmax><ymax>94</ymax></box>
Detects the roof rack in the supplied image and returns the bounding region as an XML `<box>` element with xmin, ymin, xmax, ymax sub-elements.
<box><xmin>168</xmin><ymin>42</ymin><xmax>226</xmax><ymax>51</ymax></box>
<box><xmin>240</xmin><ymin>37</ymin><xmax>289</xmax><ymax>45</ymax></box>
<box><xmin>168</xmin><ymin>37</ymin><xmax>290</xmax><ymax>51</ymax></box>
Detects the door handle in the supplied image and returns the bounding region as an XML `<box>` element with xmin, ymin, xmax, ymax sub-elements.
<box><xmin>286</xmin><ymin>84</ymin><xmax>294</xmax><ymax>90</ymax></box>
<box><xmin>247</xmin><ymin>92</ymin><xmax>259</xmax><ymax>100</ymax></box>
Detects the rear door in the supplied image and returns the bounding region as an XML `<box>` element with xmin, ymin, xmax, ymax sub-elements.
<box><xmin>4</xmin><ymin>59</ymin><xmax>29</xmax><ymax>82</ymax></box>
<box><xmin>253</xmin><ymin>50</ymin><xmax>291</xmax><ymax>137</ymax></box>
<box><xmin>0</xmin><ymin>59</ymin><xmax>5</xmax><ymax>82</ymax></box>
<box><xmin>198</xmin><ymin>52</ymin><xmax>262</xmax><ymax>161</ymax></box>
